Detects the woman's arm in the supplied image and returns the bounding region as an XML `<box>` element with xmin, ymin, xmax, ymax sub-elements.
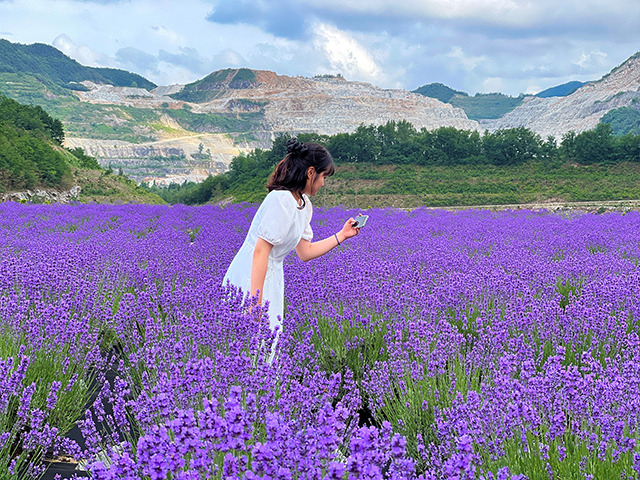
<box><xmin>251</xmin><ymin>237</ymin><xmax>273</xmax><ymax>304</ymax></box>
<box><xmin>295</xmin><ymin>218</ymin><xmax>359</xmax><ymax>262</ymax></box>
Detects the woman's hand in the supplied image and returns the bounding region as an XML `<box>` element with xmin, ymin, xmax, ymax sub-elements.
<box><xmin>340</xmin><ymin>216</ymin><xmax>361</xmax><ymax>240</ymax></box>
<box><xmin>296</xmin><ymin>215</ymin><xmax>364</xmax><ymax>262</ymax></box>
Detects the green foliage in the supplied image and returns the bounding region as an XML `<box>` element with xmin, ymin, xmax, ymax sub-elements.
<box><xmin>0</xmin><ymin>95</ymin><xmax>108</xmax><ymax>192</ymax></box>
<box><xmin>412</xmin><ymin>82</ymin><xmax>468</xmax><ymax>103</ymax></box>
<box><xmin>142</xmin><ymin>120</ymin><xmax>640</xmax><ymax>207</ymax></box>
<box><xmin>481</xmin><ymin>426</ymin><xmax>638</xmax><ymax>479</ymax></box>
<box><xmin>232</xmin><ymin>68</ymin><xmax>257</xmax><ymax>83</ymax></box>
<box><xmin>170</xmin><ymin>68</ymin><xmax>258</xmax><ymax>103</ymax></box>
<box><xmin>67</xmin><ymin>147</ymin><xmax>101</xmax><ymax>169</ymax></box>
<box><xmin>0</xmin><ymin>94</ymin><xmax>64</xmax><ymax>144</ymax></box>
<box><xmin>377</xmin><ymin>356</ymin><xmax>485</xmax><ymax>471</ymax></box>
<box><xmin>0</xmin><ymin>329</ymin><xmax>95</xmax><ymax>479</ymax></box>
<box><xmin>163</xmin><ymin>108</ymin><xmax>264</xmax><ymax>133</ymax></box>
<box><xmin>0</xmin><ymin>38</ymin><xmax>155</xmax><ymax>90</ymax></box>
<box><xmin>482</xmin><ymin>127</ymin><xmax>543</xmax><ymax>165</ymax></box>
<box><xmin>600</xmin><ymin>106</ymin><xmax>640</xmax><ymax>136</ymax></box>
<box><xmin>562</xmin><ymin>124</ymin><xmax>616</xmax><ymax>164</ymax></box>
<box><xmin>616</xmin><ymin>133</ymin><xmax>640</xmax><ymax>162</ymax></box>
<box><xmin>297</xmin><ymin>309</ymin><xmax>390</xmax><ymax>386</ymax></box>
<box><xmin>556</xmin><ymin>277</ymin><xmax>584</xmax><ymax>312</ymax></box>
<box><xmin>0</xmin><ymin>121</ymin><xmax>71</xmax><ymax>190</ymax></box>
<box><xmin>0</xmin><ymin>71</ymin><xmax>73</xmax><ymax>105</ymax></box>
<box><xmin>536</xmin><ymin>81</ymin><xmax>585</xmax><ymax>98</ymax></box>
<box><xmin>450</xmin><ymin>93</ymin><xmax>525</xmax><ymax>120</ymax></box>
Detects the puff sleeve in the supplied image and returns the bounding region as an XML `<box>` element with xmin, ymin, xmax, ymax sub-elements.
<box><xmin>301</xmin><ymin>200</ymin><xmax>313</xmax><ymax>241</ymax></box>
<box><xmin>256</xmin><ymin>191</ymin><xmax>296</xmax><ymax>245</ymax></box>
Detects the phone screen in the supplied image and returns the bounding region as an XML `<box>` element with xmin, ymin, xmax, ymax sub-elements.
<box><xmin>353</xmin><ymin>215</ymin><xmax>369</xmax><ymax>228</ymax></box>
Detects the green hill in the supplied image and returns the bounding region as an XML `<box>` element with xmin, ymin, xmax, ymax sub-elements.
<box><xmin>0</xmin><ymin>94</ymin><xmax>163</xmax><ymax>203</ymax></box>
<box><xmin>600</xmin><ymin>105</ymin><xmax>640</xmax><ymax>135</ymax></box>
<box><xmin>536</xmin><ymin>81</ymin><xmax>586</xmax><ymax>98</ymax></box>
<box><xmin>0</xmin><ymin>94</ymin><xmax>77</xmax><ymax>190</ymax></box>
<box><xmin>449</xmin><ymin>93</ymin><xmax>525</xmax><ymax>120</ymax></box>
<box><xmin>0</xmin><ymin>39</ymin><xmax>163</xmax><ymax>144</ymax></box>
<box><xmin>412</xmin><ymin>83</ymin><xmax>467</xmax><ymax>103</ymax></box>
<box><xmin>170</xmin><ymin>68</ymin><xmax>258</xmax><ymax>103</ymax></box>
<box><xmin>412</xmin><ymin>83</ymin><xmax>524</xmax><ymax>120</ymax></box>
<box><xmin>0</xmin><ymin>39</ymin><xmax>156</xmax><ymax>91</ymax></box>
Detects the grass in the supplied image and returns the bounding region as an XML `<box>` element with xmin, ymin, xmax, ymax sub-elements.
<box><xmin>206</xmin><ymin>160</ymin><xmax>640</xmax><ymax>210</ymax></box>
<box><xmin>71</xmin><ymin>168</ymin><xmax>166</xmax><ymax>204</ymax></box>
<box><xmin>317</xmin><ymin>161</ymin><xmax>640</xmax><ymax>209</ymax></box>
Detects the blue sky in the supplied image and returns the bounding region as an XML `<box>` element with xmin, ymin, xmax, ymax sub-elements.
<box><xmin>2</xmin><ymin>0</ymin><xmax>640</xmax><ymax>96</ymax></box>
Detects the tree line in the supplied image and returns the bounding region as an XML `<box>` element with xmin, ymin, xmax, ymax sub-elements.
<box><xmin>144</xmin><ymin>120</ymin><xmax>640</xmax><ymax>205</ymax></box>
<box><xmin>0</xmin><ymin>39</ymin><xmax>156</xmax><ymax>91</ymax></box>
<box><xmin>0</xmin><ymin>95</ymin><xmax>101</xmax><ymax>191</ymax></box>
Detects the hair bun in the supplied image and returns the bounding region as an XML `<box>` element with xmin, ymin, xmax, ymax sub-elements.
<box><xmin>285</xmin><ymin>138</ymin><xmax>309</xmax><ymax>155</ymax></box>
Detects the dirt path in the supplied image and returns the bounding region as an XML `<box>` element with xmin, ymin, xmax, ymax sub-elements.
<box><xmin>427</xmin><ymin>199</ymin><xmax>640</xmax><ymax>212</ymax></box>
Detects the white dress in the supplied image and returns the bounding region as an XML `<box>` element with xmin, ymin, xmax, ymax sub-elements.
<box><xmin>222</xmin><ymin>190</ymin><xmax>313</xmax><ymax>330</ymax></box>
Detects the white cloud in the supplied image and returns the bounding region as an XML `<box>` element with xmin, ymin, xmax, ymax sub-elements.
<box><xmin>575</xmin><ymin>50</ymin><xmax>608</xmax><ymax>71</ymax></box>
<box><xmin>447</xmin><ymin>46</ymin><xmax>486</xmax><ymax>72</ymax></box>
<box><xmin>151</xmin><ymin>25</ymin><xmax>184</xmax><ymax>46</ymax></box>
<box><xmin>299</xmin><ymin>0</ymin><xmax>640</xmax><ymax>30</ymax></box>
<box><xmin>312</xmin><ymin>23</ymin><xmax>381</xmax><ymax>83</ymax></box>
<box><xmin>2</xmin><ymin>0</ymin><xmax>640</xmax><ymax>97</ymax></box>
<box><xmin>482</xmin><ymin>77</ymin><xmax>504</xmax><ymax>93</ymax></box>
<box><xmin>52</xmin><ymin>33</ymin><xmax>118</xmax><ymax>68</ymax></box>
<box><xmin>213</xmin><ymin>48</ymin><xmax>247</xmax><ymax>67</ymax></box>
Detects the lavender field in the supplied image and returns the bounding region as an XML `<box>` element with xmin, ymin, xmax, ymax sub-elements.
<box><xmin>3</xmin><ymin>202</ymin><xmax>640</xmax><ymax>480</ymax></box>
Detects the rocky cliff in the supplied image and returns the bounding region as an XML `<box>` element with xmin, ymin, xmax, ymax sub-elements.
<box><xmin>65</xmin><ymin>133</ymin><xmax>241</xmax><ymax>185</ymax></box>
<box><xmin>65</xmin><ymin>70</ymin><xmax>480</xmax><ymax>184</ymax></box>
<box><xmin>482</xmin><ymin>53</ymin><xmax>640</xmax><ymax>138</ymax></box>
<box><xmin>61</xmin><ymin>53</ymin><xmax>640</xmax><ymax>184</ymax></box>
<box><xmin>190</xmin><ymin>71</ymin><xmax>479</xmax><ymax>134</ymax></box>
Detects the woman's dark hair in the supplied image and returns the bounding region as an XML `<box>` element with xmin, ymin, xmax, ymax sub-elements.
<box><xmin>266</xmin><ymin>138</ymin><xmax>334</xmax><ymax>207</ymax></box>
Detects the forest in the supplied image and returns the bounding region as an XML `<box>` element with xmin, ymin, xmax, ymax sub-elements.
<box><xmin>0</xmin><ymin>95</ymin><xmax>100</xmax><ymax>192</ymax></box>
<box><xmin>143</xmin><ymin>120</ymin><xmax>640</xmax><ymax>206</ymax></box>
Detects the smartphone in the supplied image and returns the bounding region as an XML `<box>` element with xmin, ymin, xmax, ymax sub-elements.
<box><xmin>352</xmin><ymin>215</ymin><xmax>369</xmax><ymax>228</ymax></box>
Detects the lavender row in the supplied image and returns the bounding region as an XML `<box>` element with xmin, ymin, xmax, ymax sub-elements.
<box><xmin>2</xmin><ymin>202</ymin><xmax>640</xmax><ymax>479</ymax></box>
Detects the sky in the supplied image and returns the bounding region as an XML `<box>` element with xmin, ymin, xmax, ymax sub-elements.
<box><xmin>1</xmin><ymin>0</ymin><xmax>640</xmax><ymax>96</ymax></box>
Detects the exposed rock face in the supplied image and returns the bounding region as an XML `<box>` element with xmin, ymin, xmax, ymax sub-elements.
<box><xmin>64</xmin><ymin>55</ymin><xmax>640</xmax><ymax>184</ymax></box>
<box><xmin>2</xmin><ymin>186</ymin><xmax>81</xmax><ymax>204</ymax></box>
<box><xmin>196</xmin><ymin>73</ymin><xmax>480</xmax><ymax>135</ymax></box>
<box><xmin>65</xmin><ymin>134</ymin><xmax>244</xmax><ymax>185</ymax></box>
<box><xmin>66</xmin><ymin>70</ymin><xmax>481</xmax><ymax>185</ymax></box>
<box><xmin>482</xmin><ymin>54</ymin><xmax>640</xmax><ymax>138</ymax></box>
<box><xmin>75</xmin><ymin>82</ymin><xmax>180</xmax><ymax>108</ymax></box>
<box><xmin>267</xmin><ymin>78</ymin><xmax>478</xmax><ymax>134</ymax></box>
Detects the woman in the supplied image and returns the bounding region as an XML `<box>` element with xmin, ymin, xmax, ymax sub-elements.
<box><xmin>223</xmin><ymin>138</ymin><xmax>360</xmax><ymax>331</ymax></box>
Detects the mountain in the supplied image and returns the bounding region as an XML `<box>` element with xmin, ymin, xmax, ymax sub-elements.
<box><xmin>2</xmin><ymin>37</ymin><xmax>640</xmax><ymax>186</ymax></box>
<box><xmin>536</xmin><ymin>81</ymin><xmax>586</xmax><ymax>98</ymax></box>
<box><xmin>413</xmin><ymin>84</ymin><xmax>525</xmax><ymax>120</ymax></box>
<box><xmin>0</xmin><ymin>38</ymin><xmax>482</xmax><ymax>185</ymax></box>
<box><xmin>482</xmin><ymin>52</ymin><xmax>640</xmax><ymax>138</ymax></box>
<box><xmin>412</xmin><ymin>83</ymin><xmax>467</xmax><ymax>103</ymax></box>
<box><xmin>67</xmin><ymin>70</ymin><xmax>479</xmax><ymax>184</ymax></box>
<box><xmin>0</xmin><ymin>39</ymin><xmax>155</xmax><ymax>91</ymax></box>
<box><xmin>0</xmin><ymin>94</ymin><xmax>162</xmax><ymax>203</ymax></box>
<box><xmin>170</xmin><ymin>68</ymin><xmax>260</xmax><ymax>103</ymax></box>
